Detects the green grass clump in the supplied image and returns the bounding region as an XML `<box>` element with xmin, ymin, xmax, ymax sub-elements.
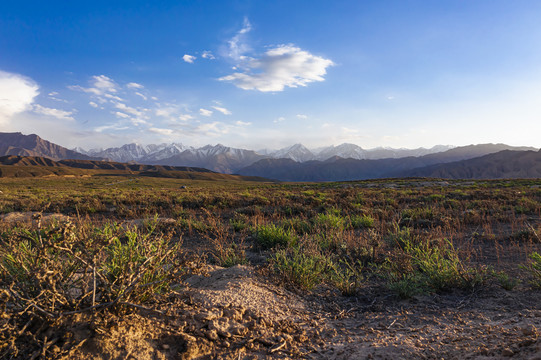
<box><xmin>349</xmin><ymin>214</ymin><xmax>375</xmax><ymax>229</ymax></box>
<box><xmin>382</xmin><ymin>238</ymin><xmax>486</xmax><ymax>298</ymax></box>
<box><xmin>315</xmin><ymin>211</ymin><xmax>346</xmax><ymax>231</ymax></box>
<box><xmin>271</xmin><ymin>247</ymin><xmax>329</xmax><ymax>290</ymax></box>
<box><xmin>255</xmin><ymin>224</ymin><xmax>298</xmax><ymax>249</ymax></box>
<box><xmin>521</xmin><ymin>252</ymin><xmax>541</xmax><ymax>288</ymax></box>
<box><xmin>329</xmin><ymin>259</ymin><xmax>364</xmax><ymax>296</ymax></box>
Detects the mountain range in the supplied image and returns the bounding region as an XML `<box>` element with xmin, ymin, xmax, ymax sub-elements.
<box><xmin>74</xmin><ymin>140</ymin><xmax>457</xmax><ymax>174</ymax></box>
<box><xmin>236</xmin><ymin>144</ymin><xmax>539</xmax><ymax>181</ymax></box>
<box><xmin>0</xmin><ymin>132</ymin><xmax>539</xmax><ymax>181</ymax></box>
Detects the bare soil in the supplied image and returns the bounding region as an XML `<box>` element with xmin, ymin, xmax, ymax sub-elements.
<box><xmin>38</xmin><ymin>264</ymin><xmax>537</xmax><ymax>360</ymax></box>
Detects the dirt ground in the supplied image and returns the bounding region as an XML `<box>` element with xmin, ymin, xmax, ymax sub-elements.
<box><xmin>47</xmin><ymin>264</ymin><xmax>538</xmax><ymax>360</ymax></box>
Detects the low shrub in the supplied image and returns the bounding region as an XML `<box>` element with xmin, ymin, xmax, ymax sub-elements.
<box><xmin>255</xmin><ymin>224</ymin><xmax>297</xmax><ymax>249</ymax></box>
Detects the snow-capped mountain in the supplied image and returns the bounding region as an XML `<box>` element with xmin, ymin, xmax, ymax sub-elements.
<box><xmin>269</xmin><ymin>144</ymin><xmax>316</xmax><ymax>162</ymax></box>
<box><xmin>73</xmin><ymin>142</ymin><xmax>456</xmax><ymax>174</ymax></box>
<box><xmin>363</xmin><ymin>145</ymin><xmax>455</xmax><ymax>160</ymax></box>
<box><xmin>150</xmin><ymin>144</ymin><xmax>266</xmax><ymax>174</ymax></box>
<box><xmin>82</xmin><ymin>143</ymin><xmax>189</xmax><ymax>163</ymax></box>
<box><xmin>316</xmin><ymin>143</ymin><xmax>367</xmax><ymax>161</ymax></box>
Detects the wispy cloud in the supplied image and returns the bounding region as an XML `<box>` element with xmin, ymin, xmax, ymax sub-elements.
<box><xmin>202</xmin><ymin>51</ymin><xmax>215</xmax><ymax>59</ymax></box>
<box><xmin>70</xmin><ymin>75</ymin><xmax>118</xmax><ymax>96</ymax></box>
<box><xmin>211</xmin><ymin>106</ymin><xmax>232</xmax><ymax>115</ymax></box>
<box><xmin>235</xmin><ymin>120</ymin><xmax>251</xmax><ymax>126</ymax></box>
<box><xmin>228</xmin><ymin>17</ymin><xmax>252</xmax><ymax>61</ymax></box>
<box><xmin>33</xmin><ymin>104</ymin><xmax>75</xmax><ymax>121</ymax></box>
<box><xmin>0</xmin><ymin>70</ymin><xmax>39</xmax><ymax>125</ymax></box>
<box><xmin>296</xmin><ymin>114</ymin><xmax>308</xmax><ymax>119</ymax></box>
<box><xmin>179</xmin><ymin>114</ymin><xmax>194</xmax><ymax>121</ymax></box>
<box><xmin>149</xmin><ymin>127</ymin><xmax>174</xmax><ymax>136</ymax></box>
<box><xmin>135</xmin><ymin>92</ymin><xmax>147</xmax><ymax>100</ymax></box>
<box><xmin>94</xmin><ymin>124</ymin><xmax>129</xmax><ymax>133</ymax></box>
<box><xmin>126</xmin><ymin>82</ymin><xmax>144</xmax><ymax>89</ymax></box>
<box><xmin>220</xmin><ymin>44</ymin><xmax>333</xmax><ymax>92</ymax></box>
<box><xmin>182</xmin><ymin>54</ymin><xmax>196</xmax><ymax>63</ymax></box>
<box><xmin>199</xmin><ymin>108</ymin><xmax>213</xmax><ymax>117</ymax></box>
<box><xmin>273</xmin><ymin>116</ymin><xmax>286</xmax><ymax>123</ymax></box>
<box><xmin>113</xmin><ymin>111</ymin><xmax>130</xmax><ymax>119</ymax></box>
<box><xmin>114</xmin><ymin>102</ymin><xmax>144</xmax><ymax>117</ymax></box>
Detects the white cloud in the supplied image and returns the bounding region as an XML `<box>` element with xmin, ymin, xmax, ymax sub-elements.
<box><xmin>104</xmin><ymin>93</ymin><xmax>124</xmax><ymax>101</ymax></box>
<box><xmin>113</xmin><ymin>111</ymin><xmax>130</xmax><ymax>119</ymax></box>
<box><xmin>69</xmin><ymin>75</ymin><xmax>118</xmax><ymax>96</ymax></box>
<box><xmin>199</xmin><ymin>108</ymin><xmax>213</xmax><ymax>117</ymax></box>
<box><xmin>179</xmin><ymin>114</ymin><xmax>194</xmax><ymax>122</ymax></box>
<box><xmin>89</xmin><ymin>101</ymin><xmax>98</xmax><ymax>108</ymax></box>
<box><xmin>211</xmin><ymin>106</ymin><xmax>232</xmax><ymax>115</ymax></box>
<box><xmin>127</xmin><ymin>82</ymin><xmax>144</xmax><ymax>89</ymax></box>
<box><xmin>33</xmin><ymin>104</ymin><xmax>75</xmax><ymax>121</ymax></box>
<box><xmin>228</xmin><ymin>17</ymin><xmax>252</xmax><ymax>61</ymax></box>
<box><xmin>183</xmin><ymin>54</ymin><xmax>196</xmax><ymax>63</ymax></box>
<box><xmin>195</xmin><ymin>121</ymin><xmax>233</xmax><ymax>136</ymax></box>
<box><xmin>94</xmin><ymin>124</ymin><xmax>129</xmax><ymax>133</ymax></box>
<box><xmin>219</xmin><ymin>45</ymin><xmax>334</xmax><ymax>92</ymax></box>
<box><xmin>296</xmin><ymin>114</ymin><xmax>308</xmax><ymax>119</ymax></box>
<box><xmin>149</xmin><ymin>127</ymin><xmax>174</xmax><ymax>136</ymax></box>
<box><xmin>273</xmin><ymin>116</ymin><xmax>286</xmax><ymax>123</ymax></box>
<box><xmin>235</xmin><ymin>120</ymin><xmax>251</xmax><ymax>126</ymax></box>
<box><xmin>135</xmin><ymin>92</ymin><xmax>147</xmax><ymax>100</ymax></box>
<box><xmin>93</xmin><ymin>75</ymin><xmax>117</xmax><ymax>93</ymax></box>
<box><xmin>0</xmin><ymin>70</ymin><xmax>39</xmax><ymax>125</ymax></box>
<box><xmin>202</xmin><ymin>51</ymin><xmax>215</xmax><ymax>59</ymax></box>
<box><xmin>114</xmin><ymin>102</ymin><xmax>143</xmax><ymax>117</ymax></box>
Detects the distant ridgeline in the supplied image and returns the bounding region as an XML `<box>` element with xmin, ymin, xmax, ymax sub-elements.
<box><xmin>0</xmin><ymin>131</ymin><xmax>539</xmax><ymax>181</ymax></box>
<box><xmin>0</xmin><ymin>156</ymin><xmax>268</xmax><ymax>181</ymax></box>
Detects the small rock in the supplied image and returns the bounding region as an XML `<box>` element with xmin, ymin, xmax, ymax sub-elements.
<box><xmin>246</xmin><ymin>320</ymin><xmax>258</xmax><ymax>330</ymax></box>
<box><xmin>522</xmin><ymin>325</ymin><xmax>537</xmax><ymax>336</ymax></box>
<box><xmin>205</xmin><ymin>329</ymin><xmax>219</xmax><ymax>341</ymax></box>
<box><xmin>217</xmin><ymin>330</ymin><xmax>231</xmax><ymax>338</ymax></box>
<box><xmin>502</xmin><ymin>348</ymin><xmax>514</xmax><ymax>357</ymax></box>
<box><xmin>230</xmin><ymin>325</ymin><xmax>247</xmax><ymax>336</ymax></box>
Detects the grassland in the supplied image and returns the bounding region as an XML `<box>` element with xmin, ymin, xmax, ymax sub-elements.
<box><xmin>1</xmin><ymin>176</ymin><xmax>540</xmax><ymax>359</ymax></box>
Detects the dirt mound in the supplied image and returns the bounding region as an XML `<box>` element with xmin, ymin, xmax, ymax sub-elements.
<box><xmin>0</xmin><ymin>211</ymin><xmax>70</xmax><ymax>226</ymax></box>
<box><xmin>64</xmin><ymin>265</ymin><xmax>322</xmax><ymax>359</ymax></box>
<box><xmin>185</xmin><ymin>265</ymin><xmax>308</xmax><ymax>322</ymax></box>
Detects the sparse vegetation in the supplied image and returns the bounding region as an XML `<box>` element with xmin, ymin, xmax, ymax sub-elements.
<box><xmin>0</xmin><ymin>176</ymin><xmax>540</xmax><ymax>358</ymax></box>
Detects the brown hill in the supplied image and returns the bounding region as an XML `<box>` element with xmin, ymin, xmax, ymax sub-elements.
<box><xmin>401</xmin><ymin>150</ymin><xmax>541</xmax><ymax>179</ymax></box>
<box><xmin>0</xmin><ymin>156</ymin><xmax>270</xmax><ymax>181</ymax></box>
<box><xmin>0</xmin><ymin>132</ymin><xmax>100</xmax><ymax>161</ymax></box>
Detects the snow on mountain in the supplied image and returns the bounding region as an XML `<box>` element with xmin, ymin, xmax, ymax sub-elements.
<box><xmin>72</xmin><ymin>141</ymin><xmax>456</xmax><ymax>174</ymax></box>
<box><xmin>364</xmin><ymin>145</ymin><xmax>455</xmax><ymax>159</ymax></box>
<box><xmin>316</xmin><ymin>143</ymin><xmax>367</xmax><ymax>160</ymax></box>
<box><xmin>270</xmin><ymin>144</ymin><xmax>316</xmax><ymax>162</ymax></box>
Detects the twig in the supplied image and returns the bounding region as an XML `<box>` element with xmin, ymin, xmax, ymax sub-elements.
<box><xmin>118</xmin><ymin>301</ymin><xmax>168</xmax><ymax>315</ymax></box>
<box><xmin>526</xmin><ymin>222</ymin><xmax>540</xmax><ymax>242</ymax></box>
<box><xmin>7</xmin><ymin>288</ymin><xmax>57</xmax><ymax>319</ymax></box>
<box><xmin>270</xmin><ymin>341</ymin><xmax>287</xmax><ymax>353</ymax></box>
<box><xmin>92</xmin><ymin>257</ymin><xmax>97</xmax><ymax>308</ymax></box>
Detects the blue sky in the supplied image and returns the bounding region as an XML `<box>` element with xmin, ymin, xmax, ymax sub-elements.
<box><xmin>1</xmin><ymin>0</ymin><xmax>541</xmax><ymax>150</ymax></box>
